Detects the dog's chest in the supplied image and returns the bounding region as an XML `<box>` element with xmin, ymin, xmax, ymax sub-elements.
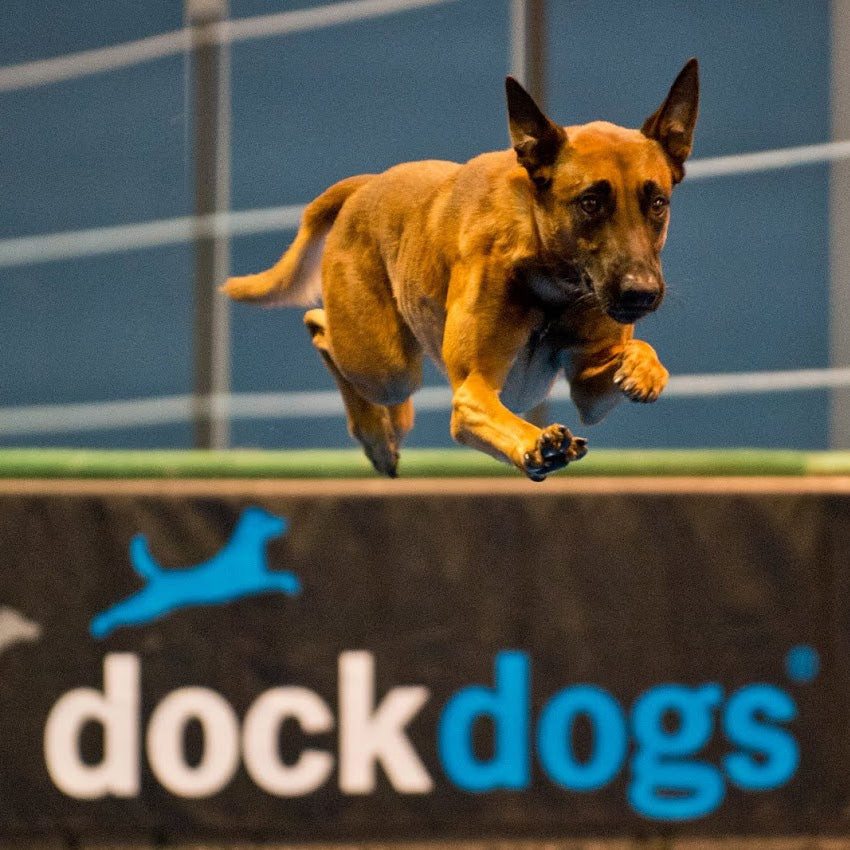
<box><xmin>501</xmin><ymin>274</ymin><xmax>591</xmax><ymax>412</ymax></box>
<box><xmin>500</xmin><ymin>322</ymin><xmax>562</xmax><ymax>413</ymax></box>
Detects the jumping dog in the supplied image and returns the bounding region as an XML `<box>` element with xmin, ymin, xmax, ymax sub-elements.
<box><xmin>224</xmin><ymin>60</ymin><xmax>699</xmax><ymax>480</ymax></box>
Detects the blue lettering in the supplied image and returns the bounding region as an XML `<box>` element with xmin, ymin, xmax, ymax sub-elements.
<box><xmin>434</xmin><ymin>652</ymin><xmax>803</xmax><ymax>818</ymax></box>
<box><xmin>629</xmin><ymin>684</ymin><xmax>725</xmax><ymax>820</ymax></box>
<box><xmin>538</xmin><ymin>685</ymin><xmax>626</xmax><ymax>790</ymax></box>
<box><xmin>723</xmin><ymin>684</ymin><xmax>798</xmax><ymax>790</ymax></box>
<box><xmin>438</xmin><ymin>651</ymin><xmax>530</xmax><ymax>791</ymax></box>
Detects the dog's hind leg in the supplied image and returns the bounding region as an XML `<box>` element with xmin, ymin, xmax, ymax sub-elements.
<box><xmin>388</xmin><ymin>398</ymin><xmax>414</xmax><ymax>447</ymax></box>
<box><xmin>304</xmin><ymin>309</ymin><xmax>410</xmax><ymax>477</ymax></box>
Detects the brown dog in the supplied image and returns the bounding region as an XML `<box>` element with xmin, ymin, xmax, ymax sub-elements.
<box><xmin>224</xmin><ymin>60</ymin><xmax>699</xmax><ymax>480</ymax></box>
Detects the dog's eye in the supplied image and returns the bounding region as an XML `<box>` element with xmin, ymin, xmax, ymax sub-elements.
<box><xmin>650</xmin><ymin>196</ymin><xmax>669</xmax><ymax>214</ymax></box>
<box><xmin>579</xmin><ymin>194</ymin><xmax>603</xmax><ymax>216</ymax></box>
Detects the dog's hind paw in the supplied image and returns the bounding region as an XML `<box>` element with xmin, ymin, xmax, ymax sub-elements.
<box><xmin>359</xmin><ymin>434</ymin><xmax>400</xmax><ymax>478</ymax></box>
<box><xmin>367</xmin><ymin>445</ymin><xmax>400</xmax><ymax>478</ymax></box>
<box><xmin>523</xmin><ymin>424</ymin><xmax>587</xmax><ymax>481</ymax></box>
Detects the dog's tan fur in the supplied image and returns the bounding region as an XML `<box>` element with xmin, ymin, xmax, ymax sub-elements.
<box><xmin>224</xmin><ymin>60</ymin><xmax>699</xmax><ymax>480</ymax></box>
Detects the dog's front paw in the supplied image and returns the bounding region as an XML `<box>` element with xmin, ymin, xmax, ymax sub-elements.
<box><xmin>614</xmin><ymin>340</ymin><xmax>669</xmax><ymax>403</ymax></box>
<box><xmin>523</xmin><ymin>424</ymin><xmax>588</xmax><ymax>482</ymax></box>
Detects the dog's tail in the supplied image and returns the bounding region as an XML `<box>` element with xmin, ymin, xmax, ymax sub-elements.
<box><xmin>221</xmin><ymin>173</ymin><xmax>375</xmax><ymax>307</ymax></box>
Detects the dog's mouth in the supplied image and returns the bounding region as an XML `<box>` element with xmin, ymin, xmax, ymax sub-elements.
<box><xmin>607</xmin><ymin>310</ymin><xmax>642</xmax><ymax>325</ymax></box>
<box><xmin>553</xmin><ymin>263</ymin><xmax>590</xmax><ymax>291</ymax></box>
<box><xmin>605</xmin><ymin>303</ymin><xmax>658</xmax><ymax>324</ymax></box>
<box><xmin>568</xmin><ymin>267</ymin><xmax>598</xmax><ymax>303</ymax></box>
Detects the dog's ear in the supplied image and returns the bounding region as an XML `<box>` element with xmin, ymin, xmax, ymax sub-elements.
<box><xmin>506</xmin><ymin>76</ymin><xmax>567</xmax><ymax>189</ymax></box>
<box><xmin>641</xmin><ymin>58</ymin><xmax>699</xmax><ymax>183</ymax></box>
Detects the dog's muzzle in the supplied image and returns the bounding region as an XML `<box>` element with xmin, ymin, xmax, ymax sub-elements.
<box><xmin>606</xmin><ymin>272</ymin><xmax>664</xmax><ymax>324</ymax></box>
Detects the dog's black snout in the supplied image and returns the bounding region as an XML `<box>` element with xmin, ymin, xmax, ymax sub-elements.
<box><xmin>618</xmin><ymin>274</ymin><xmax>661</xmax><ymax>309</ymax></box>
<box><xmin>606</xmin><ymin>272</ymin><xmax>663</xmax><ymax>323</ymax></box>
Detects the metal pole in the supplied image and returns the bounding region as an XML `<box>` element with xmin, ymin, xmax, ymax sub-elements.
<box><xmin>510</xmin><ymin>0</ymin><xmax>550</xmax><ymax>427</ymax></box>
<box><xmin>830</xmin><ymin>0</ymin><xmax>850</xmax><ymax>446</ymax></box>
<box><xmin>187</xmin><ymin>0</ymin><xmax>231</xmax><ymax>449</ymax></box>
<box><xmin>510</xmin><ymin>0</ymin><xmax>547</xmax><ymax>105</ymax></box>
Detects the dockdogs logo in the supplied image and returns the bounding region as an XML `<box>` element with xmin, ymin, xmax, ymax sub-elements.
<box><xmin>89</xmin><ymin>507</ymin><xmax>300</xmax><ymax>637</ymax></box>
<box><xmin>44</xmin><ymin>508</ymin><xmax>815</xmax><ymax>822</ymax></box>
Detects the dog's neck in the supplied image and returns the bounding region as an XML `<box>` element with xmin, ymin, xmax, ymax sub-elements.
<box><xmin>516</xmin><ymin>259</ymin><xmax>591</xmax><ymax>310</ymax></box>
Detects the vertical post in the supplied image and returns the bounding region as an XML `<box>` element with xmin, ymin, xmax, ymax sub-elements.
<box><xmin>510</xmin><ymin>0</ymin><xmax>549</xmax><ymax>427</ymax></box>
<box><xmin>510</xmin><ymin>0</ymin><xmax>547</xmax><ymax>107</ymax></box>
<box><xmin>188</xmin><ymin>0</ymin><xmax>231</xmax><ymax>449</ymax></box>
<box><xmin>830</xmin><ymin>0</ymin><xmax>850</xmax><ymax>446</ymax></box>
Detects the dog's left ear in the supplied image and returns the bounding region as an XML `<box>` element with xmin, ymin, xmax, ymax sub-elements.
<box><xmin>506</xmin><ymin>76</ymin><xmax>567</xmax><ymax>188</ymax></box>
<box><xmin>641</xmin><ymin>58</ymin><xmax>699</xmax><ymax>183</ymax></box>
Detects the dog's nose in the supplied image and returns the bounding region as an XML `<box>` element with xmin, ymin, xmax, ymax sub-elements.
<box><xmin>618</xmin><ymin>274</ymin><xmax>661</xmax><ymax>311</ymax></box>
<box><xmin>606</xmin><ymin>272</ymin><xmax>663</xmax><ymax>323</ymax></box>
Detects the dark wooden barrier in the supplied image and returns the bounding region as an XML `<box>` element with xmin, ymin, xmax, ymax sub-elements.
<box><xmin>2</xmin><ymin>472</ymin><xmax>850</xmax><ymax>845</ymax></box>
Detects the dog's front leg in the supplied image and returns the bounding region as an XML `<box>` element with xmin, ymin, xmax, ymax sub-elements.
<box><xmin>443</xmin><ymin>271</ymin><xmax>587</xmax><ymax>481</ymax></box>
<box><xmin>450</xmin><ymin>373</ymin><xmax>587</xmax><ymax>480</ymax></box>
<box><xmin>614</xmin><ymin>338</ymin><xmax>669</xmax><ymax>403</ymax></box>
<box><xmin>569</xmin><ymin>337</ymin><xmax>669</xmax><ymax>425</ymax></box>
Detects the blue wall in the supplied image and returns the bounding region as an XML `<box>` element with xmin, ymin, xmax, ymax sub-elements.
<box><xmin>0</xmin><ymin>0</ymin><xmax>832</xmax><ymax>450</ymax></box>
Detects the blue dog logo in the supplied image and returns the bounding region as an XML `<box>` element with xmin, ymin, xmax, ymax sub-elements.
<box><xmin>90</xmin><ymin>507</ymin><xmax>300</xmax><ymax>638</ymax></box>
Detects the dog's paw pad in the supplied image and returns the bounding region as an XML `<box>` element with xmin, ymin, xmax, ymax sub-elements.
<box><xmin>538</xmin><ymin>427</ymin><xmax>565</xmax><ymax>459</ymax></box>
<box><xmin>523</xmin><ymin>425</ymin><xmax>587</xmax><ymax>481</ymax></box>
<box><xmin>569</xmin><ymin>436</ymin><xmax>589</xmax><ymax>460</ymax></box>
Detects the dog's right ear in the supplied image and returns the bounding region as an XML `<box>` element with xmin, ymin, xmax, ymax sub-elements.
<box><xmin>506</xmin><ymin>76</ymin><xmax>567</xmax><ymax>188</ymax></box>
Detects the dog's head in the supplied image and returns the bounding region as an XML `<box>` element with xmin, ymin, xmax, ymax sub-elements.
<box><xmin>506</xmin><ymin>59</ymin><xmax>699</xmax><ymax>324</ymax></box>
<box><xmin>238</xmin><ymin>506</ymin><xmax>287</xmax><ymax>539</ymax></box>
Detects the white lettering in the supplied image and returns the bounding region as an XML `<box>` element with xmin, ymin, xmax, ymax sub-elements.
<box><xmin>146</xmin><ymin>687</ymin><xmax>240</xmax><ymax>798</ymax></box>
<box><xmin>43</xmin><ymin>653</ymin><xmax>140</xmax><ymax>799</ymax></box>
<box><xmin>243</xmin><ymin>687</ymin><xmax>334</xmax><ymax>795</ymax></box>
<box><xmin>45</xmin><ymin>652</ymin><xmax>433</xmax><ymax>799</ymax></box>
<box><xmin>338</xmin><ymin>650</ymin><xmax>432</xmax><ymax>794</ymax></box>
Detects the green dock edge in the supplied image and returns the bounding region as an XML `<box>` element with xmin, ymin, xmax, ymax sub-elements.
<box><xmin>1</xmin><ymin>447</ymin><xmax>849</xmax><ymax>479</ymax></box>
